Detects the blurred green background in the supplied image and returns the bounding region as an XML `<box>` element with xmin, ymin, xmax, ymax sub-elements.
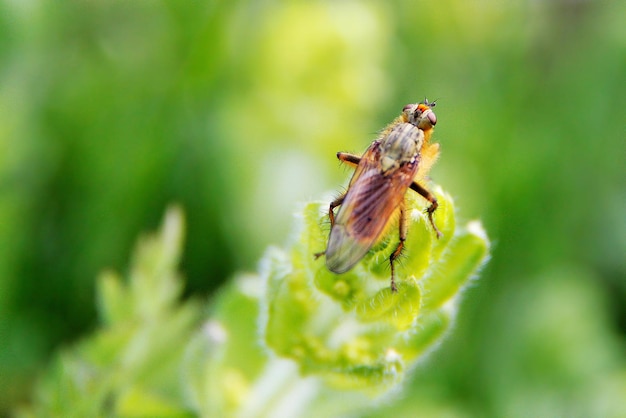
<box><xmin>1</xmin><ymin>0</ymin><xmax>624</xmax><ymax>415</ymax></box>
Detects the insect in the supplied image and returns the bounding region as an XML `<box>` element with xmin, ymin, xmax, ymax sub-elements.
<box><xmin>317</xmin><ymin>100</ymin><xmax>442</xmax><ymax>292</ymax></box>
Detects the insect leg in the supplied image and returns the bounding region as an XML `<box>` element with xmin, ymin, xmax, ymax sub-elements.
<box><xmin>410</xmin><ymin>182</ymin><xmax>442</xmax><ymax>238</ymax></box>
<box><xmin>337</xmin><ymin>152</ymin><xmax>361</xmax><ymax>167</ymax></box>
<box><xmin>313</xmin><ymin>194</ymin><xmax>345</xmax><ymax>260</ymax></box>
<box><xmin>328</xmin><ymin>194</ymin><xmax>345</xmax><ymax>227</ymax></box>
<box><xmin>389</xmin><ymin>201</ymin><xmax>408</xmax><ymax>293</ymax></box>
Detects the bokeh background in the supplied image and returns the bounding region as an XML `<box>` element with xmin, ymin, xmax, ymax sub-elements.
<box><xmin>1</xmin><ymin>0</ymin><xmax>624</xmax><ymax>415</ymax></box>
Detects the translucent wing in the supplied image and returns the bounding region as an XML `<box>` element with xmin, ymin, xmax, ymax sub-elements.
<box><xmin>325</xmin><ymin>141</ymin><xmax>419</xmax><ymax>273</ymax></box>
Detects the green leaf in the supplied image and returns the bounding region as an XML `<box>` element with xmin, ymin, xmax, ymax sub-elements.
<box><xmin>17</xmin><ymin>206</ymin><xmax>201</xmax><ymax>417</ymax></box>
<box><xmin>20</xmin><ymin>188</ymin><xmax>490</xmax><ymax>417</ymax></box>
<box><xmin>262</xmin><ymin>187</ymin><xmax>490</xmax><ymax>395</ymax></box>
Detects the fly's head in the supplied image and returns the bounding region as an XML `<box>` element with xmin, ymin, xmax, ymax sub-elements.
<box><xmin>403</xmin><ymin>99</ymin><xmax>437</xmax><ymax>131</ymax></box>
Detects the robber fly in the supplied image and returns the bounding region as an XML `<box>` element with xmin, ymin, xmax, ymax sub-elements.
<box><xmin>317</xmin><ymin>100</ymin><xmax>441</xmax><ymax>292</ymax></box>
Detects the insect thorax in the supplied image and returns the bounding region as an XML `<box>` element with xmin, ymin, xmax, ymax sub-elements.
<box><xmin>379</xmin><ymin>123</ymin><xmax>424</xmax><ymax>172</ymax></box>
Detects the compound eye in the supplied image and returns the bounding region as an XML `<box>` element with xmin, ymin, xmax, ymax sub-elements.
<box><xmin>427</xmin><ymin>111</ymin><xmax>437</xmax><ymax>126</ymax></box>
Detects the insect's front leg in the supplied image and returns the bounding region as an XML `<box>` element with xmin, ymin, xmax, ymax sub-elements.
<box><xmin>337</xmin><ymin>152</ymin><xmax>361</xmax><ymax>167</ymax></box>
<box><xmin>410</xmin><ymin>181</ymin><xmax>442</xmax><ymax>238</ymax></box>
<box><xmin>389</xmin><ymin>201</ymin><xmax>408</xmax><ymax>293</ymax></box>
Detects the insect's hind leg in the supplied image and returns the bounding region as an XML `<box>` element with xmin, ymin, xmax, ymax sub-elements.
<box><xmin>315</xmin><ymin>151</ymin><xmax>360</xmax><ymax>260</ymax></box>
<box><xmin>410</xmin><ymin>181</ymin><xmax>442</xmax><ymax>238</ymax></box>
<box><xmin>389</xmin><ymin>202</ymin><xmax>408</xmax><ymax>293</ymax></box>
<box><xmin>313</xmin><ymin>194</ymin><xmax>345</xmax><ymax>259</ymax></box>
<box><xmin>327</xmin><ymin>193</ymin><xmax>345</xmax><ymax>227</ymax></box>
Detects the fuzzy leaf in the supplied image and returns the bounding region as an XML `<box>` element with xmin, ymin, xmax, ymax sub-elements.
<box><xmin>262</xmin><ymin>188</ymin><xmax>490</xmax><ymax>394</ymax></box>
